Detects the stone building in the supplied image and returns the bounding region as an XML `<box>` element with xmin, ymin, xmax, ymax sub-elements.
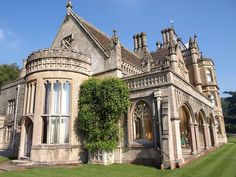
<box><xmin>0</xmin><ymin>1</ymin><xmax>227</xmax><ymax>169</ymax></box>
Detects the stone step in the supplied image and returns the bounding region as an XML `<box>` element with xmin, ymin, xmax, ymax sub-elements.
<box><xmin>11</xmin><ymin>160</ymin><xmax>35</xmax><ymax>166</ymax></box>
<box><xmin>20</xmin><ymin>156</ymin><xmax>30</xmax><ymax>161</ymax></box>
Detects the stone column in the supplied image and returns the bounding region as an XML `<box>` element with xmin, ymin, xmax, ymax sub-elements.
<box><xmin>212</xmin><ymin>125</ymin><xmax>219</xmax><ymax>146</ymax></box>
<box><xmin>189</xmin><ymin>124</ymin><xmax>197</xmax><ymax>154</ymax></box>
<box><xmin>26</xmin><ymin>83</ymin><xmax>31</xmax><ymax>114</ymax></box>
<box><xmin>18</xmin><ymin>118</ymin><xmax>26</xmax><ymax>159</ymax></box>
<box><xmin>171</xmin><ymin>118</ymin><xmax>184</xmax><ymax>163</ymax></box>
<box><xmin>203</xmin><ymin>125</ymin><xmax>209</xmax><ymax>149</ymax></box>
<box><xmin>194</xmin><ymin>124</ymin><xmax>201</xmax><ymax>152</ymax></box>
<box><xmin>30</xmin><ymin>82</ymin><xmax>36</xmax><ymax>114</ymax></box>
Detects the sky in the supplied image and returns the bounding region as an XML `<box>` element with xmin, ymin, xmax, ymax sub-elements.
<box><xmin>0</xmin><ymin>0</ymin><xmax>235</xmax><ymax>96</ymax></box>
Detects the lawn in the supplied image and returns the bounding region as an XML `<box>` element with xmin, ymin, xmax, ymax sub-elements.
<box><xmin>0</xmin><ymin>156</ymin><xmax>8</xmax><ymax>164</ymax></box>
<box><xmin>0</xmin><ymin>137</ymin><xmax>236</xmax><ymax>177</ymax></box>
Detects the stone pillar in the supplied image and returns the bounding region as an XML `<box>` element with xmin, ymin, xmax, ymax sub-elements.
<box><xmin>154</xmin><ymin>91</ymin><xmax>175</xmax><ymax>169</ymax></box>
<box><xmin>189</xmin><ymin>124</ymin><xmax>197</xmax><ymax>154</ymax></box>
<box><xmin>207</xmin><ymin>124</ymin><xmax>212</xmax><ymax>147</ymax></box>
<box><xmin>194</xmin><ymin>124</ymin><xmax>201</xmax><ymax>152</ymax></box>
<box><xmin>30</xmin><ymin>82</ymin><xmax>36</xmax><ymax>114</ymax></box>
<box><xmin>23</xmin><ymin>83</ymin><xmax>28</xmax><ymax>115</ymax></box>
<box><xmin>18</xmin><ymin>119</ymin><xmax>26</xmax><ymax>159</ymax></box>
<box><xmin>212</xmin><ymin>125</ymin><xmax>219</xmax><ymax>146</ymax></box>
<box><xmin>171</xmin><ymin>118</ymin><xmax>184</xmax><ymax>163</ymax></box>
<box><xmin>203</xmin><ymin>125</ymin><xmax>209</xmax><ymax>149</ymax></box>
<box><xmin>26</xmin><ymin>83</ymin><xmax>31</xmax><ymax>114</ymax></box>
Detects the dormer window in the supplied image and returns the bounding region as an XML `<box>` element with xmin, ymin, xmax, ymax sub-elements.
<box><xmin>61</xmin><ymin>34</ymin><xmax>73</xmax><ymax>49</ymax></box>
<box><xmin>206</xmin><ymin>69</ymin><xmax>213</xmax><ymax>82</ymax></box>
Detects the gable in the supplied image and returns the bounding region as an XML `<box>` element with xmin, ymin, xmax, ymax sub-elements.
<box><xmin>51</xmin><ymin>15</ymin><xmax>107</xmax><ymax>74</ymax></box>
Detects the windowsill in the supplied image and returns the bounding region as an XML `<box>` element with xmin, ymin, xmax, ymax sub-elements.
<box><xmin>31</xmin><ymin>144</ymin><xmax>81</xmax><ymax>150</ymax></box>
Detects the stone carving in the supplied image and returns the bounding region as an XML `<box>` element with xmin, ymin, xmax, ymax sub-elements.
<box><xmin>124</xmin><ymin>72</ymin><xmax>169</xmax><ymax>90</ymax></box>
<box><xmin>26</xmin><ymin>49</ymin><xmax>91</xmax><ymax>76</ymax></box>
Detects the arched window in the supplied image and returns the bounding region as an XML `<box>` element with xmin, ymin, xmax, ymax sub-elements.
<box><xmin>206</xmin><ymin>69</ymin><xmax>213</xmax><ymax>82</ymax></box>
<box><xmin>133</xmin><ymin>101</ymin><xmax>153</xmax><ymax>142</ymax></box>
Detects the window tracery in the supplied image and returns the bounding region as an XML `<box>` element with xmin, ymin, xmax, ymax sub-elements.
<box><xmin>61</xmin><ymin>35</ymin><xmax>73</xmax><ymax>49</ymax></box>
<box><xmin>133</xmin><ymin>101</ymin><xmax>153</xmax><ymax>142</ymax></box>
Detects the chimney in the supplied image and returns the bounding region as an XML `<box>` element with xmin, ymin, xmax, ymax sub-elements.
<box><xmin>137</xmin><ymin>33</ymin><xmax>142</xmax><ymax>50</ymax></box>
<box><xmin>156</xmin><ymin>42</ymin><xmax>162</xmax><ymax>50</ymax></box>
<box><xmin>133</xmin><ymin>35</ymin><xmax>138</xmax><ymax>51</ymax></box>
<box><xmin>161</xmin><ymin>29</ymin><xmax>167</xmax><ymax>46</ymax></box>
<box><xmin>141</xmin><ymin>32</ymin><xmax>147</xmax><ymax>49</ymax></box>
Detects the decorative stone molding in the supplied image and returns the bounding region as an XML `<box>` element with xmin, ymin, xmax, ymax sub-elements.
<box><xmin>122</xmin><ymin>61</ymin><xmax>142</xmax><ymax>77</ymax></box>
<box><xmin>26</xmin><ymin>49</ymin><xmax>91</xmax><ymax>76</ymax></box>
<box><xmin>123</xmin><ymin>71</ymin><xmax>169</xmax><ymax>91</ymax></box>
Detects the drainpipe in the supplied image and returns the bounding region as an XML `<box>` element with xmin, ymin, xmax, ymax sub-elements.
<box><xmin>12</xmin><ymin>84</ymin><xmax>20</xmax><ymax>149</ymax></box>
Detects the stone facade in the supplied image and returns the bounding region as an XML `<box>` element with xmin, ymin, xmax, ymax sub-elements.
<box><xmin>0</xmin><ymin>1</ymin><xmax>227</xmax><ymax>168</ymax></box>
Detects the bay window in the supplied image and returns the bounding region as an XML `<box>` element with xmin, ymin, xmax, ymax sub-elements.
<box><xmin>42</xmin><ymin>80</ymin><xmax>71</xmax><ymax>144</ymax></box>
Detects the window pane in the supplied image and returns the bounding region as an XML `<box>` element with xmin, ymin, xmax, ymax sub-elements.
<box><xmin>52</xmin><ymin>81</ymin><xmax>61</xmax><ymax>114</ymax></box>
<box><xmin>50</xmin><ymin>116</ymin><xmax>59</xmax><ymax>144</ymax></box>
<box><xmin>42</xmin><ymin>116</ymin><xmax>48</xmax><ymax>144</ymax></box>
<box><xmin>44</xmin><ymin>82</ymin><xmax>51</xmax><ymax>114</ymax></box>
<box><xmin>61</xmin><ymin>82</ymin><xmax>70</xmax><ymax>115</ymax></box>
<box><xmin>60</xmin><ymin>116</ymin><xmax>69</xmax><ymax>143</ymax></box>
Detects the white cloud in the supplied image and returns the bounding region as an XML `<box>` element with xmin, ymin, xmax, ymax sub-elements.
<box><xmin>0</xmin><ymin>26</ymin><xmax>21</xmax><ymax>49</ymax></box>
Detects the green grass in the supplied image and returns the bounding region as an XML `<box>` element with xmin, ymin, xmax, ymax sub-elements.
<box><xmin>0</xmin><ymin>156</ymin><xmax>8</xmax><ymax>164</ymax></box>
<box><xmin>1</xmin><ymin>137</ymin><xmax>236</xmax><ymax>177</ymax></box>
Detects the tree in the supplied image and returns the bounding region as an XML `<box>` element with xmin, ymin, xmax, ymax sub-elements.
<box><xmin>222</xmin><ymin>91</ymin><xmax>236</xmax><ymax>133</ymax></box>
<box><xmin>0</xmin><ymin>63</ymin><xmax>20</xmax><ymax>87</ymax></box>
<box><xmin>75</xmin><ymin>77</ymin><xmax>130</xmax><ymax>153</ymax></box>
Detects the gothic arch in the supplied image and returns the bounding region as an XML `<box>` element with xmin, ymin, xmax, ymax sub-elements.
<box><xmin>132</xmin><ymin>100</ymin><xmax>153</xmax><ymax>143</ymax></box>
<box><xmin>197</xmin><ymin>111</ymin><xmax>206</xmax><ymax>149</ymax></box>
<box><xmin>24</xmin><ymin>118</ymin><xmax>33</xmax><ymax>157</ymax></box>
<box><xmin>179</xmin><ymin>105</ymin><xmax>192</xmax><ymax>150</ymax></box>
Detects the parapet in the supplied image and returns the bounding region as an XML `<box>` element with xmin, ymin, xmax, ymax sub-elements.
<box><xmin>26</xmin><ymin>48</ymin><xmax>91</xmax><ymax>76</ymax></box>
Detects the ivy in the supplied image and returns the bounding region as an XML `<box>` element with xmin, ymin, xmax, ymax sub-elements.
<box><xmin>75</xmin><ymin>77</ymin><xmax>130</xmax><ymax>152</ymax></box>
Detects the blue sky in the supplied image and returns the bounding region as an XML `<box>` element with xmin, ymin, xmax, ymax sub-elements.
<box><xmin>0</xmin><ymin>0</ymin><xmax>235</xmax><ymax>96</ymax></box>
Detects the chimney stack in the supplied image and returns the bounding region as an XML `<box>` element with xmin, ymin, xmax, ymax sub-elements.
<box><xmin>141</xmin><ymin>32</ymin><xmax>147</xmax><ymax>49</ymax></box>
<box><xmin>133</xmin><ymin>35</ymin><xmax>138</xmax><ymax>51</ymax></box>
<box><xmin>156</xmin><ymin>42</ymin><xmax>162</xmax><ymax>50</ymax></box>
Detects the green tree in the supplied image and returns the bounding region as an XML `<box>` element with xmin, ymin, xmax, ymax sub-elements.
<box><xmin>222</xmin><ymin>91</ymin><xmax>236</xmax><ymax>133</ymax></box>
<box><xmin>75</xmin><ymin>77</ymin><xmax>130</xmax><ymax>152</ymax></box>
<box><xmin>0</xmin><ymin>63</ymin><xmax>20</xmax><ymax>87</ymax></box>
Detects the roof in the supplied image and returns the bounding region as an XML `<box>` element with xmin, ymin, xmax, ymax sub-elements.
<box><xmin>150</xmin><ymin>48</ymin><xmax>169</xmax><ymax>62</ymax></box>
<box><xmin>70</xmin><ymin>10</ymin><xmax>143</xmax><ymax>70</ymax></box>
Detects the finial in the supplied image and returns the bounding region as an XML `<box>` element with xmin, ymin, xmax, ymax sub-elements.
<box><xmin>170</xmin><ymin>17</ymin><xmax>174</xmax><ymax>29</ymax></box>
<box><xmin>66</xmin><ymin>0</ymin><xmax>73</xmax><ymax>15</ymax></box>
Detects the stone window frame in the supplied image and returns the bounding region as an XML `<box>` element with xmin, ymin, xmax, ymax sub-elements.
<box><xmin>5</xmin><ymin>125</ymin><xmax>13</xmax><ymax>142</ymax></box>
<box><xmin>41</xmin><ymin>79</ymin><xmax>72</xmax><ymax>145</ymax></box>
<box><xmin>7</xmin><ymin>99</ymin><xmax>16</xmax><ymax>115</ymax></box>
<box><xmin>206</xmin><ymin>68</ymin><xmax>213</xmax><ymax>83</ymax></box>
<box><xmin>24</xmin><ymin>81</ymin><xmax>37</xmax><ymax>115</ymax></box>
<box><xmin>61</xmin><ymin>34</ymin><xmax>73</xmax><ymax>49</ymax></box>
<box><xmin>132</xmin><ymin>101</ymin><xmax>154</xmax><ymax>145</ymax></box>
